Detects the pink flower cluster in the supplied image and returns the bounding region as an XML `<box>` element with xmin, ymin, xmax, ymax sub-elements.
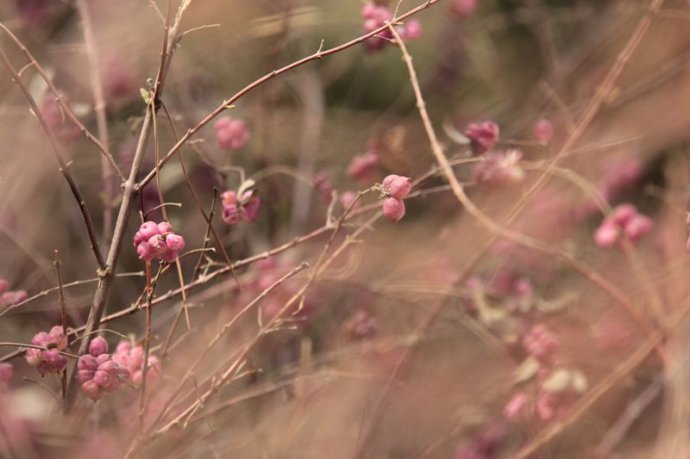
<box><xmin>25</xmin><ymin>325</ymin><xmax>68</xmax><ymax>375</ymax></box>
<box><xmin>472</xmin><ymin>149</ymin><xmax>525</xmax><ymax>186</ymax></box>
<box><xmin>0</xmin><ymin>279</ymin><xmax>28</xmax><ymax>308</ymax></box>
<box><xmin>214</xmin><ymin>116</ymin><xmax>250</xmax><ymax>151</ymax></box>
<box><xmin>77</xmin><ymin>337</ymin><xmax>129</xmax><ymax>402</ymax></box>
<box><xmin>134</xmin><ymin>221</ymin><xmax>186</xmax><ymax>262</ymax></box>
<box><xmin>594</xmin><ymin>204</ymin><xmax>653</xmax><ymax>248</ymax></box>
<box><xmin>362</xmin><ymin>3</ymin><xmax>423</xmax><ymax>52</ymax></box>
<box><xmin>221</xmin><ymin>190</ymin><xmax>261</xmax><ymax>225</ymax></box>
<box><xmin>464</xmin><ymin>120</ymin><xmax>499</xmax><ymax>155</ymax></box>
<box><xmin>112</xmin><ymin>341</ymin><xmax>161</xmax><ymax>386</ymax></box>
<box><xmin>521</xmin><ymin>324</ymin><xmax>560</xmax><ymax>362</ymax></box>
<box><xmin>380</xmin><ymin>174</ymin><xmax>412</xmax><ymax>222</ymax></box>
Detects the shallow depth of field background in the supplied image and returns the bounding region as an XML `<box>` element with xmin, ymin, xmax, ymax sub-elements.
<box><xmin>2</xmin><ymin>1</ymin><xmax>690</xmax><ymax>458</ymax></box>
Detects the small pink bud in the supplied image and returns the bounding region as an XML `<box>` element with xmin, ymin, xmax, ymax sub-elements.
<box><xmin>533</xmin><ymin>118</ymin><xmax>554</xmax><ymax>145</ymax></box>
<box><xmin>340</xmin><ymin>191</ymin><xmax>360</xmax><ymax>210</ymax></box>
<box><xmin>347</xmin><ymin>152</ymin><xmax>380</xmax><ymax>181</ymax></box>
<box><xmin>504</xmin><ymin>392</ymin><xmax>529</xmax><ymax>422</ymax></box>
<box><xmin>382</xmin><ymin>197</ymin><xmax>406</xmax><ymax>222</ymax></box>
<box><xmin>242</xmin><ymin>196</ymin><xmax>261</xmax><ymax>222</ymax></box>
<box><xmin>382</xmin><ymin>174</ymin><xmax>412</xmax><ymax>199</ymax></box>
<box><xmin>89</xmin><ymin>336</ymin><xmax>108</xmax><ymax>357</ymax></box>
<box><xmin>215</xmin><ymin>117</ymin><xmax>250</xmax><ymax>151</ymax></box>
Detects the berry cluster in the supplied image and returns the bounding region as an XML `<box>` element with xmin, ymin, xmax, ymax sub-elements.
<box><xmin>112</xmin><ymin>340</ymin><xmax>161</xmax><ymax>386</ymax></box>
<box><xmin>380</xmin><ymin>174</ymin><xmax>412</xmax><ymax>222</ymax></box>
<box><xmin>133</xmin><ymin>221</ymin><xmax>186</xmax><ymax>262</ymax></box>
<box><xmin>25</xmin><ymin>325</ymin><xmax>68</xmax><ymax>375</ymax></box>
<box><xmin>77</xmin><ymin>337</ymin><xmax>129</xmax><ymax>402</ymax></box>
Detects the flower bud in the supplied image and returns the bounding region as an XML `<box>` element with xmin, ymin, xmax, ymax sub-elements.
<box><xmin>382</xmin><ymin>174</ymin><xmax>412</xmax><ymax>199</ymax></box>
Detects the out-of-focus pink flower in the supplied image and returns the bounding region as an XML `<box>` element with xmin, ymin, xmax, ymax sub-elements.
<box><xmin>594</xmin><ymin>204</ymin><xmax>653</xmax><ymax>248</ymax></box>
<box><xmin>451</xmin><ymin>0</ymin><xmax>478</xmax><ymax>18</ymax></box>
<box><xmin>464</xmin><ymin>121</ymin><xmax>499</xmax><ymax>155</ymax></box>
<box><xmin>504</xmin><ymin>391</ymin><xmax>529</xmax><ymax>422</ymax></box>
<box><xmin>214</xmin><ymin>116</ymin><xmax>250</xmax><ymax>151</ymax></box>
<box><xmin>25</xmin><ymin>325</ymin><xmax>68</xmax><ymax>375</ymax></box>
<box><xmin>314</xmin><ymin>173</ymin><xmax>334</xmax><ymax>203</ymax></box>
<box><xmin>340</xmin><ymin>191</ymin><xmax>360</xmax><ymax>210</ymax></box>
<box><xmin>362</xmin><ymin>3</ymin><xmax>394</xmax><ymax>52</ymax></box>
<box><xmin>0</xmin><ymin>290</ymin><xmax>28</xmax><ymax>308</ymax></box>
<box><xmin>347</xmin><ymin>152</ymin><xmax>380</xmax><ymax>182</ymax></box>
<box><xmin>40</xmin><ymin>93</ymin><xmax>80</xmax><ymax>142</ymax></box>
<box><xmin>221</xmin><ymin>190</ymin><xmax>261</xmax><ymax>225</ymax></box>
<box><xmin>400</xmin><ymin>19</ymin><xmax>423</xmax><ymax>40</ymax></box>
<box><xmin>112</xmin><ymin>341</ymin><xmax>161</xmax><ymax>386</ymax></box>
<box><xmin>533</xmin><ymin>118</ymin><xmax>554</xmax><ymax>145</ymax></box>
<box><xmin>472</xmin><ymin>149</ymin><xmax>524</xmax><ymax>186</ymax></box>
<box><xmin>382</xmin><ymin>196</ymin><xmax>405</xmax><ymax>222</ymax></box>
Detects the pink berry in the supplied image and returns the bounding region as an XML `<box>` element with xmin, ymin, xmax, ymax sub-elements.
<box><xmin>215</xmin><ymin>116</ymin><xmax>250</xmax><ymax>151</ymax></box>
<box><xmin>452</xmin><ymin>0</ymin><xmax>478</xmax><ymax>18</ymax></box>
<box><xmin>382</xmin><ymin>197</ymin><xmax>406</xmax><ymax>222</ymax></box>
<box><xmin>89</xmin><ymin>336</ymin><xmax>108</xmax><ymax>357</ymax></box>
<box><xmin>382</xmin><ymin>174</ymin><xmax>412</xmax><ymax>199</ymax></box>
<box><xmin>165</xmin><ymin>233</ymin><xmax>185</xmax><ymax>252</ymax></box>
<box><xmin>0</xmin><ymin>363</ymin><xmax>13</xmax><ymax>386</ymax></box>
<box><xmin>402</xmin><ymin>19</ymin><xmax>423</xmax><ymax>40</ymax></box>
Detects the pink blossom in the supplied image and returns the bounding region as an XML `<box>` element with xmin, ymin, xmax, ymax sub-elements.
<box><xmin>382</xmin><ymin>174</ymin><xmax>412</xmax><ymax>199</ymax></box>
<box><xmin>382</xmin><ymin>197</ymin><xmax>405</xmax><ymax>222</ymax></box>
<box><xmin>214</xmin><ymin>116</ymin><xmax>250</xmax><ymax>151</ymax></box>
<box><xmin>464</xmin><ymin>121</ymin><xmax>499</xmax><ymax>155</ymax></box>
